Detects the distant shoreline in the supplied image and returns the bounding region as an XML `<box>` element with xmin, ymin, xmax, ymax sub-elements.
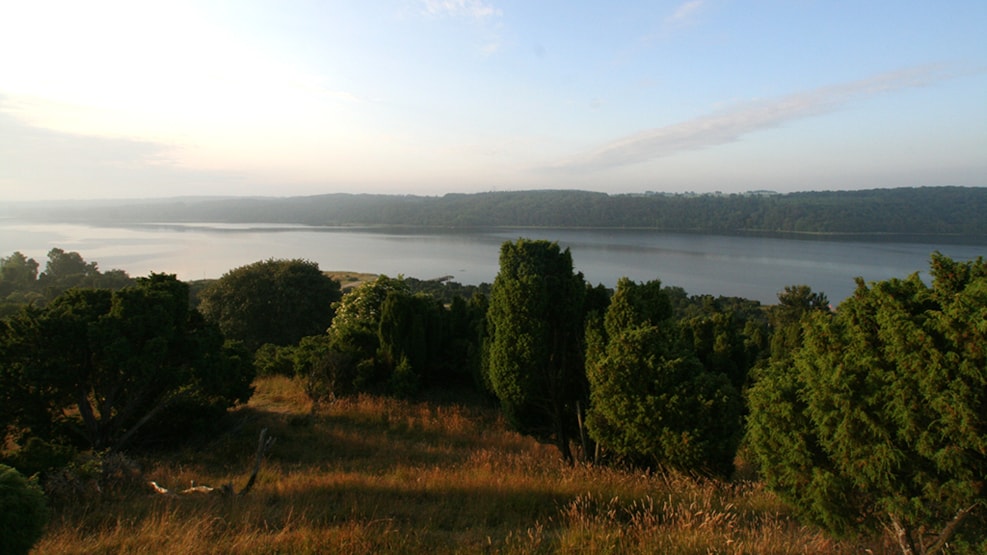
<box><xmin>3</xmin><ymin>186</ymin><xmax>987</xmax><ymax>245</ymax></box>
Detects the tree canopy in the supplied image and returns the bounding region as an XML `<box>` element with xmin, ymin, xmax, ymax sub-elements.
<box><xmin>198</xmin><ymin>258</ymin><xmax>341</xmax><ymax>352</ymax></box>
<box><xmin>0</xmin><ymin>274</ymin><xmax>254</xmax><ymax>452</ymax></box>
<box><xmin>0</xmin><ymin>249</ymin><xmax>133</xmax><ymax>316</ymax></box>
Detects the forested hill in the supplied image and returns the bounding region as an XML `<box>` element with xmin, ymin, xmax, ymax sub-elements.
<box><xmin>8</xmin><ymin>186</ymin><xmax>987</xmax><ymax>238</ymax></box>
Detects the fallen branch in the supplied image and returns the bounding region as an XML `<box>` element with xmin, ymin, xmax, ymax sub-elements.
<box><xmin>236</xmin><ymin>427</ymin><xmax>276</xmax><ymax>496</ymax></box>
<box><xmin>149</xmin><ymin>428</ymin><xmax>275</xmax><ymax>497</ymax></box>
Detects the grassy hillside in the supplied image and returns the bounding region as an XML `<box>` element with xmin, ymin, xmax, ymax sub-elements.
<box><xmin>35</xmin><ymin>376</ymin><xmax>889</xmax><ymax>554</ymax></box>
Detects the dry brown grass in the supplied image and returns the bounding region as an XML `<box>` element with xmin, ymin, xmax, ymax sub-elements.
<box><xmin>324</xmin><ymin>271</ymin><xmax>378</xmax><ymax>291</ymax></box>
<box><xmin>34</xmin><ymin>376</ymin><xmax>890</xmax><ymax>554</ymax></box>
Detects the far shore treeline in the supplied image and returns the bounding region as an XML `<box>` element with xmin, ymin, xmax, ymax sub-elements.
<box><xmin>5</xmin><ymin>186</ymin><xmax>987</xmax><ymax>238</ymax></box>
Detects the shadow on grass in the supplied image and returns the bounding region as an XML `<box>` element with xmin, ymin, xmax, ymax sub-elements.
<box><xmin>259</xmin><ymin>481</ymin><xmax>572</xmax><ymax>531</ymax></box>
<box><xmin>196</xmin><ymin>397</ymin><xmax>530</xmax><ymax>472</ymax></box>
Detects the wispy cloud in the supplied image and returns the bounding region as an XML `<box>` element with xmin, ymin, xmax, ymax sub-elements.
<box><xmin>549</xmin><ymin>65</ymin><xmax>953</xmax><ymax>172</ymax></box>
<box><xmin>421</xmin><ymin>0</ymin><xmax>503</xmax><ymax>54</ymax></box>
<box><xmin>422</xmin><ymin>0</ymin><xmax>501</xmax><ymax>21</ymax></box>
<box><xmin>0</xmin><ymin>96</ymin><xmax>238</xmax><ymax>200</ymax></box>
<box><xmin>666</xmin><ymin>0</ymin><xmax>705</xmax><ymax>26</ymax></box>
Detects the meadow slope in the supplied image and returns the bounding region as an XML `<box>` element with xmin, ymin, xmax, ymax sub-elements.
<box><xmin>35</xmin><ymin>376</ymin><xmax>890</xmax><ymax>554</ymax></box>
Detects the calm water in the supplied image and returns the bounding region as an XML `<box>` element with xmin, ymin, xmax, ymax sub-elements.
<box><xmin>2</xmin><ymin>221</ymin><xmax>985</xmax><ymax>305</ymax></box>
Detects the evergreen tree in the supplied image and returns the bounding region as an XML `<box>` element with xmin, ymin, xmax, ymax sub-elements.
<box><xmin>484</xmin><ymin>239</ymin><xmax>586</xmax><ymax>463</ymax></box>
<box><xmin>747</xmin><ymin>254</ymin><xmax>987</xmax><ymax>554</ymax></box>
<box><xmin>586</xmin><ymin>278</ymin><xmax>742</xmax><ymax>476</ymax></box>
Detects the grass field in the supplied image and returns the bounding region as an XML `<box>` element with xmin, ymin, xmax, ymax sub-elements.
<box><xmin>323</xmin><ymin>271</ymin><xmax>378</xmax><ymax>291</ymax></box>
<box><xmin>34</xmin><ymin>376</ymin><xmax>889</xmax><ymax>554</ymax></box>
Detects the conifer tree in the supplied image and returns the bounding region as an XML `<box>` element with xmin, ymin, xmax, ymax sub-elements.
<box><xmin>747</xmin><ymin>254</ymin><xmax>987</xmax><ymax>554</ymax></box>
<box><xmin>586</xmin><ymin>278</ymin><xmax>742</xmax><ymax>475</ymax></box>
<box><xmin>484</xmin><ymin>239</ymin><xmax>586</xmax><ymax>463</ymax></box>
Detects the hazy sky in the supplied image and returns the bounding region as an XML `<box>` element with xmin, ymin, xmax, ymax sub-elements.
<box><xmin>2</xmin><ymin>1</ymin><xmax>985</xmax><ymax>200</ymax></box>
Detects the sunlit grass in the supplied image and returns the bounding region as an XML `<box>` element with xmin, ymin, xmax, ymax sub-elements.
<box><xmin>34</xmin><ymin>376</ymin><xmax>887</xmax><ymax>554</ymax></box>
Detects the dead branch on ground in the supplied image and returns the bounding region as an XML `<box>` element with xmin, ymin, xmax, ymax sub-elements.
<box><xmin>149</xmin><ymin>428</ymin><xmax>275</xmax><ymax>497</ymax></box>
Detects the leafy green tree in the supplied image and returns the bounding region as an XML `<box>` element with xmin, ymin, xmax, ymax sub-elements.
<box><xmin>325</xmin><ymin>275</ymin><xmax>409</xmax><ymax>391</ymax></box>
<box><xmin>484</xmin><ymin>239</ymin><xmax>586</xmax><ymax>463</ymax></box>
<box><xmin>0</xmin><ymin>464</ymin><xmax>48</xmax><ymax>555</ymax></box>
<box><xmin>747</xmin><ymin>254</ymin><xmax>987</xmax><ymax>554</ymax></box>
<box><xmin>0</xmin><ymin>252</ymin><xmax>39</xmax><ymax>297</ymax></box>
<box><xmin>252</xmin><ymin>343</ymin><xmax>296</xmax><ymax>377</ymax></box>
<box><xmin>0</xmin><ymin>249</ymin><xmax>131</xmax><ymax>314</ymax></box>
<box><xmin>198</xmin><ymin>258</ymin><xmax>341</xmax><ymax>352</ymax></box>
<box><xmin>290</xmin><ymin>334</ymin><xmax>338</xmax><ymax>408</ymax></box>
<box><xmin>38</xmin><ymin>247</ymin><xmax>100</xmax><ymax>292</ymax></box>
<box><xmin>586</xmin><ymin>278</ymin><xmax>742</xmax><ymax>476</ymax></box>
<box><xmin>323</xmin><ymin>277</ymin><xmax>482</xmax><ymax>397</ymax></box>
<box><xmin>0</xmin><ymin>274</ymin><xmax>254</xmax><ymax>451</ymax></box>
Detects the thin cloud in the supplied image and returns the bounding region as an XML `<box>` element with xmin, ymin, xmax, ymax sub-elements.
<box><xmin>422</xmin><ymin>0</ymin><xmax>502</xmax><ymax>21</ymax></box>
<box><xmin>421</xmin><ymin>0</ymin><xmax>503</xmax><ymax>55</ymax></box>
<box><xmin>0</xmin><ymin>97</ymin><xmax>239</xmax><ymax>200</ymax></box>
<box><xmin>549</xmin><ymin>65</ymin><xmax>953</xmax><ymax>172</ymax></box>
<box><xmin>666</xmin><ymin>0</ymin><xmax>705</xmax><ymax>25</ymax></box>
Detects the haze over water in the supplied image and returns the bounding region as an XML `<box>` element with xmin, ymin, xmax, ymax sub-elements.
<box><xmin>3</xmin><ymin>222</ymin><xmax>984</xmax><ymax>305</ymax></box>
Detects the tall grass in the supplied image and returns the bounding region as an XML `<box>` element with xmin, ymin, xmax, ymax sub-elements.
<box><xmin>35</xmin><ymin>375</ymin><xmax>889</xmax><ymax>554</ymax></box>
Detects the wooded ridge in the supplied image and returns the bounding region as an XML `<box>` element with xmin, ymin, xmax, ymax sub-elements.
<box><xmin>6</xmin><ymin>186</ymin><xmax>986</xmax><ymax>238</ymax></box>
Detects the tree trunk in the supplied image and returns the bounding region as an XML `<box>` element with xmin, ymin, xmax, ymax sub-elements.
<box><xmin>886</xmin><ymin>514</ymin><xmax>918</xmax><ymax>555</ymax></box>
<box><xmin>923</xmin><ymin>504</ymin><xmax>979</xmax><ymax>555</ymax></box>
<box><xmin>575</xmin><ymin>401</ymin><xmax>591</xmax><ymax>462</ymax></box>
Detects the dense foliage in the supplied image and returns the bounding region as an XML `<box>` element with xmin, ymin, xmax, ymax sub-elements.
<box><xmin>198</xmin><ymin>258</ymin><xmax>342</xmax><ymax>352</ymax></box>
<box><xmin>0</xmin><ymin>464</ymin><xmax>48</xmax><ymax>555</ymax></box>
<box><xmin>0</xmin><ymin>248</ymin><xmax>133</xmax><ymax>316</ymax></box>
<box><xmin>0</xmin><ymin>274</ymin><xmax>254</xmax><ymax>453</ymax></box>
<box><xmin>585</xmin><ymin>279</ymin><xmax>743</xmax><ymax>476</ymax></box>
<box><xmin>14</xmin><ymin>187</ymin><xmax>987</xmax><ymax>237</ymax></box>
<box><xmin>277</xmin><ymin>275</ymin><xmax>487</xmax><ymax>402</ymax></box>
<box><xmin>746</xmin><ymin>254</ymin><xmax>987</xmax><ymax>554</ymax></box>
<box><xmin>484</xmin><ymin>239</ymin><xmax>587</xmax><ymax>463</ymax></box>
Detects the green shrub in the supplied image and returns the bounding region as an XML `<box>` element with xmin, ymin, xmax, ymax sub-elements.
<box><xmin>0</xmin><ymin>464</ymin><xmax>49</xmax><ymax>555</ymax></box>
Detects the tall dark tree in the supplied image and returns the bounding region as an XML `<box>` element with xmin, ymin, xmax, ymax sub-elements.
<box><xmin>747</xmin><ymin>254</ymin><xmax>987</xmax><ymax>554</ymax></box>
<box><xmin>378</xmin><ymin>290</ymin><xmax>447</xmax><ymax>396</ymax></box>
<box><xmin>484</xmin><ymin>239</ymin><xmax>586</xmax><ymax>463</ymax></box>
<box><xmin>0</xmin><ymin>274</ymin><xmax>254</xmax><ymax>451</ymax></box>
<box><xmin>442</xmin><ymin>293</ymin><xmax>488</xmax><ymax>388</ymax></box>
<box><xmin>198</xmin><ymin>258</ymin><xmax>341</xmax><ymax>352</ymax></box>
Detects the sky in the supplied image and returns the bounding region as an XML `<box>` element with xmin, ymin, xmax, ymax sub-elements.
<box><xmin>1</xmin><ymin>0</ymin><xmax>985</xmax><ymax>201</ymax></box>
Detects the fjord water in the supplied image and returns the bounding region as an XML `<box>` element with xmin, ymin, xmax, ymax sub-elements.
<box><xmin>2</xmin><ymin>222</ymin><xmax>985</xmax><ymax>305</ymax></box>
